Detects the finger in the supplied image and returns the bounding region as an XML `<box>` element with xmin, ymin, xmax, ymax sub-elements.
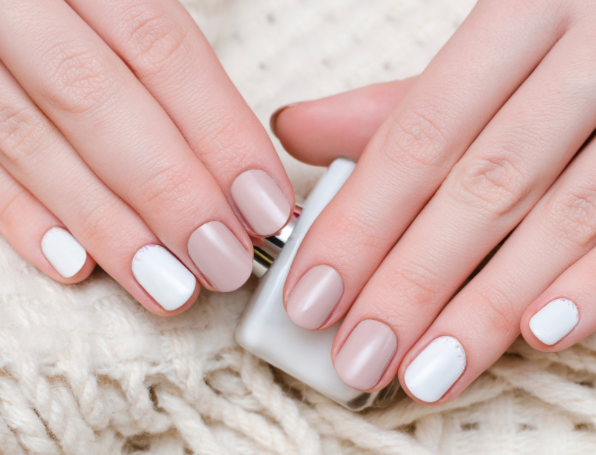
<box><xmin>521</xmin><ymin>238</ymin><xmax>596</xmax><ymax>350</ymax></box>
<box><xmin>0</xmin><ymin>0</ymin><xmax>253</xmax><ymax>292</ymax></box>
<box><xmin>285</xmin><ymin>0</ymin><xmax>564</xmax><ymax>331</ymax></box>
<box><xmin>272</xmin><ymin>78</ymin><xmax>417</xmax><ymax>165</ymax></box>
<box><xmin>0</xmin><ymin>60</ymin><xmax>197</xmax><ymax>315</ymax></box>
<box><xmin>0</xmin><ymin>164</ymin><xmax>94</xmax><ymax>282</ymax></box>
<box><xmin>399</xmin><ymin>119</ymin><xmax>596</xmax><ymax>404</ymax></box>
<box><xmin>68</xmin><ymin>0</ymin><xmax>294</xmax><ymax>237</ymax></box>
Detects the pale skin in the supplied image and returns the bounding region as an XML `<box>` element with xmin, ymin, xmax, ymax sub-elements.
<box><xmin>3</xmin><ymin>0</ymin><xmax>596</xmax><ymax>406</ymax></box>
<box><xmin>0</xmin><ymin>0</ymin><xmax>294</xmax><ymax>316</ymax></box>
<box><xmin>277</xmin><ymin>0</ymin><xmax>596</xmax><ymax>404</ymax></box>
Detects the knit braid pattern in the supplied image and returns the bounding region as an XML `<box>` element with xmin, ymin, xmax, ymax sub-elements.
<box><xmin>2</xmin><ymin>0</ymin><xmax>596</xmax><ymax>453</ymax></box>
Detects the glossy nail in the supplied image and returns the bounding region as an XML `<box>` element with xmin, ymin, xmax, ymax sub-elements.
<box><xmin>132</xmin><ymin>244</ymin><xmax>196</xmax><ymax>311</ymax></box>
<box><xmin>41</xmin><ymin>227</ymin><xmax>87</xmax><ymax>278</ymax></box>
<box><xmin>231</xmin><ymin>169</ymin><xmax>291</xmax><ymax>236</ymax></box>
<box><xmin>334</xmin><ymin>320</ymin><xmax>397</xmax><ymax>390</ymax></box>
<box><xmin>187</xmin><ymin>221</ymin><xmax>252</xmax><ymax>292</ymax></box>
<box><xmin>286</xmin><ymin>265</ymin><xmax>343</xmax><ymax>330</ymax></box>
<box><xmin>530</xmin><ymin>298</ymin><xmax>579</xmax><ymax>345</ymax></box>
<box><xmin>404</xmin><ymin>336</ymin><xmax>466</xmax><ymax>403</ymax></box>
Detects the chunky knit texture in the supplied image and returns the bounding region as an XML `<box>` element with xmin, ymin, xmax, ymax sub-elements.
<box><xmin>2</xmin><ymin>0</ymin><xmax>596</xmax><ymax>453</ymax></box>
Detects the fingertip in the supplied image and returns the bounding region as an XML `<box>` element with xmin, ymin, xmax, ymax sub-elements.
<box><xmin>521</xmin><ymin>298</ymin><xmax>580</xmax><ymax>352</ymax></box>
<box><xmin>272</xmin><ymin>78</ymin><xmax>417</xmax><ymax>166</ymax></box>
<box><xmin>142</xmin><ymin>278</ymin><xmax>200</xmax><ymax>317</ymax></box>
<box><xmin>48</xmin><ymin>254</ymin><xmax>96</xmax><ymax>284</ymax></box>
<box><xmin>230</xmin><ymin>168</ymin><xmax>295</xmax><ymax>238</ymax></box>
<box><xmin>40</xmin><ymin>226</ymin><xmax>89</xmax><ymax>278</ymax></box>
<box><xmin>270</xmin><ymin>103</ymin><xmax>301</xmax><ymax>139</ymax></box>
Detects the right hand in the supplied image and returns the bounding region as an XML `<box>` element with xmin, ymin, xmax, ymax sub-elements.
<box><xmin>276</xmin><ymin>0</ymin><xmax>596</xmax><ymax>406</ymax></box>
<box><xmin>0</xmin><ymin>0</ymin><xmax>294</xmax><ymax>315</ymax></box>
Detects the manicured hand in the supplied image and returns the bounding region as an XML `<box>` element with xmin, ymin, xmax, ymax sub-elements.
<box><xmin>0</xmin><ymin>0</ymin><xmax>293</xmax><ymax>315</ymax></box>
<box><xmin>275</xmin><ymin>0</ymin><xmax>596</xmax><ymax>404</ymax></box>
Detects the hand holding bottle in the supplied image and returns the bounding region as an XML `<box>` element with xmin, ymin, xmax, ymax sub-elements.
<box><xmin>276</xmin><ymin>0</ymin><xmax>596</xmax><ymax>404</ymax></box>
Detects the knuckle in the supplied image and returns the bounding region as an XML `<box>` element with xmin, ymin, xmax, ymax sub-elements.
<box><xmin>0</xmin><ymin>103</ymin><xmax>46</xmax><ymax>167</ymax></box>
<box><xmin>545</xmin><ymin>181</ymin><xmax>596</xmax><ymax>248</ymax></box>
<box><xmin>192</xmin><ymin>113</ymin><xmax>253</xmax><ymax>171</ymax></box>
<box><xmin>379</xmin><ymin>264</ymin><xmax>440</xmax><ymax>309</ymax></box>
<box><xmin>119</xmin><ymin>3</ymin><xmax>189</xmax><ymax>79</ymax></box>
<box><xmin>0</xmin><ymin>189</ymin><xmax>30</xmax><ymax>231</ymax></box>
<box><xmin>474</xmin><ymin>286</ymin><xmax>518</xmax><ymax>334</ymax></box>
<box><xmin>316</xmin><ymin>209</ymin><xmax>387</xmax><ymax>265</ymax></box>
<box><xmin>42</xmin><ymin>42</ymin><xmax>120</xmax><ymax>115</ymax></box>
<box><xmin>380</xmin><ymin>104</ymin><xmax>449</xmax><ymax>170</ymax></box>
<box><xmin>134</xmin><ymin>163</ymin><xmax>197</xmax><ymax>217</ymax></box>
<box><xmin>452</xmin><ymin>147</ymin><xmax>529</xmax><ymax>217</ymax></box>
<box><xmin>76</xmin><ymin>198</ymin><xmax>120</xmax><ymax>247</ymax></box>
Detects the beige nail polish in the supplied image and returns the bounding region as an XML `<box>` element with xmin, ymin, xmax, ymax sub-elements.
<box><xmin>334</xmin><ymin>320</ymin><xmax>397</xmax><ymax>391</ymax></box>
<box><xmin>236</xmin><ymin>159</ymin><xmax>401</xmax><ymax>410</ymax></box>
<box><xmin>231</xmin><ymin>169</ymin><xmax>291</xmax><ymax>236</ymax></box>
<box><xmin>187</xmin><ymin>221</ymin><xmax>252</xmax><ymax>292</ymax></box>
<box><xmin>286</xmin><ymin>265</ymin><xmax>343</xmax><ymax>330</ymax></box>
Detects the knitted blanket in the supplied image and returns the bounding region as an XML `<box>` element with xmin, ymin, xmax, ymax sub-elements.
<box><xmin>2</xmin><ymin>0</ymin><xmax>596</xmax><ymax>453</ymax></box>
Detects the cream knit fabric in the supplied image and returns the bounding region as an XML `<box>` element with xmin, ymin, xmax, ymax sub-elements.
<box><xmin>2</xmin><ymin>0</ymin><xmax>596</xmax><ymax>454</ymax></box>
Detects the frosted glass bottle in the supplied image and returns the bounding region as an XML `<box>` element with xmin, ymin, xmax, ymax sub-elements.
<box><xmin>236</xmin><ymin>158</ymin><xmax>399</xmax><ymax>410</ymax></box>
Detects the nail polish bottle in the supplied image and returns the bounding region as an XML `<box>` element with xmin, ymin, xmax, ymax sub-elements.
<box><xmin>236</xmin><ymin>158</ymin><xmax>400</xmax><ymax>410</ymax></box>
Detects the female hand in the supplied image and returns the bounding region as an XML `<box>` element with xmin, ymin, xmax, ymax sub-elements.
<box><xmin>0</xmin><ymin>0</ymin><xmax>294</xmax><ymax>315</ymax></box>
<box><xmin>276</xmin><ymin>0</ymin><xmax>596</xmax><ymax>404</ymax></box>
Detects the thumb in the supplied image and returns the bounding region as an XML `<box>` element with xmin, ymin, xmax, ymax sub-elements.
<box><xmin>271</xmin><ymin>77</ymin><xmax>417</xmax><ymax>166</ymax></box>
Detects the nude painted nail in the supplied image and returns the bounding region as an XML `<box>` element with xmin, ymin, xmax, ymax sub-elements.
<box><xmin>132</xmin><ymin>244</ymin><xmax>196</xmax><ymax>311</ymax></box>
<box><xmin>286</xmin><ymin>265</ymin><xmax>343</xmax><ymax>330</ymax></box>
<box><xmin>231</xmin><ymin>169</ymin><xmax>291</xmax><ymax>236</ymax></box>
<box><xmin>41</xmin><ymin>227</ymin><xmax>87</xmax><ymax>278</ymax></box>
<box><xmin>334</xmin><ymin>320</ymin><xmax>397</xmax><ymax>390</ymax></box>
<box><xmin>530</xmin><ymin>298</ymin><xmax>579</xmax><ymax>345</ymax></box>
<box><xmin>188</xmin><ymin>221</ymin><xmax>252</xmax><ymax>292</ymax></box>
<box><xmin>404</xmin><ymin>336</ymin><xmax>466</xmax><ymax>403</ymax></box>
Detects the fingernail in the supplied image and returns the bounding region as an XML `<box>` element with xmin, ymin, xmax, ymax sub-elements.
<box><xmin>187</xmin><ymin>221</ymin><xmax>252</xmax><ymax>292</ymax></box>
<box><xmin>286</xmin><ymin>265</ymin><xmax>343</xmax><ymax>330</ymax></box>
<box><xmin>530</xmin><ymin>298</ymin><xmax>579</xmax><ymax>345</ymax></box>
<box><xmin>231</xmin><ymin>169</ymin><xmax>291</xmax><ymax>236</ymax></box>
<box><xmin>270</xmin><ymin>103</ymin><xmax>299</xmax><ymax>138</ymax></box>
<box><xmin>404</xmin><ymin>336</ymin><xmax>466</xmax><ymax>403</ymax></box>
<box><xmin>41</xmin><ymin>227</ymin><xmax>87</xmax><ymax>278</ymax></box>
<box><xmin>132</xmin><ymin>244</ymin><xmax>196</xmax><ymax>311</ymax></box>
<box><xmin>334</xmin><ymin>320</ymin><xmax>397</xmax><ymax>390</ymax></box>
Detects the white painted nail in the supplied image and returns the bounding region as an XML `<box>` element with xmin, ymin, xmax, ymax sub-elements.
<box><xmin>132</xmin><ymin>245</ymin><xmax>196</xmax><ymax>311</ymax></box>
<box><xmin>41</xmin><ymin>227</ymin><xmax>87</xmax><ymax>278</ymax></box>
<box><xmin>404</xmin><ymin>336</ymin><xmax>466</xmax><ymax>403</ymax></box>
<box><xmin>529</xmin><ymin>298</ymin><xmax>579</xmax><ymax>345</ymax></box>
